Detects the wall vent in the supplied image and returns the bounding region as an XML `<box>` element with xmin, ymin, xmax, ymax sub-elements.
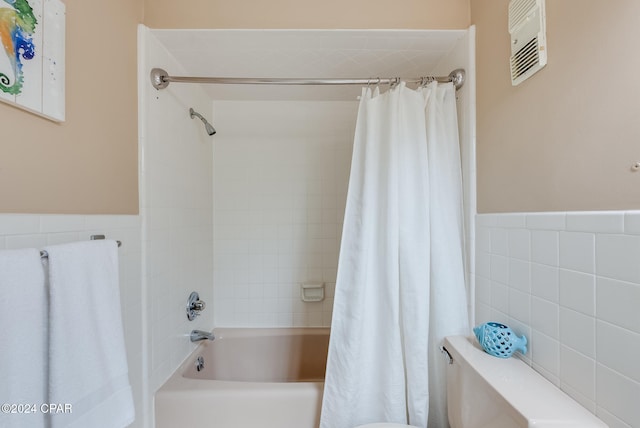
<box><xmin>509</xmin><ymin>0</ymin><xmax>547</xmax><ymax>85</ymax></box>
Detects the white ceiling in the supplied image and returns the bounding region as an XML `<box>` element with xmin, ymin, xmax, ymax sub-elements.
<box><xmin>151</xmin><ymin>29</ymin><xmax>466</xmax><ymax>101</ymax></box>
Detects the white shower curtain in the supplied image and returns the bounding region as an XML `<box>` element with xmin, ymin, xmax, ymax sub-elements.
<box><xmin>320</xmin><ymin>82</ymin><xmax>469</xmax><ymax>428</ymax></box>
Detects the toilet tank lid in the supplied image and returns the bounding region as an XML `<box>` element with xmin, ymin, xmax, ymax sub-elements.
<box><xmin>444</xmin><ymin>336</ymin><xmax>608</xmax><ymax>428</ymax></box>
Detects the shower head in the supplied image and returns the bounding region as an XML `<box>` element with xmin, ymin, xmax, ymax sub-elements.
<box><xmin>189</xmin><ymin>108</ymin><xmax>216</xmax><ymax>136</ymax></box>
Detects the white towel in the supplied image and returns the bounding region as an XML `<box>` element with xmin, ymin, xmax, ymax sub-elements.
<box><xmin>45</xmin><ymin>240</ymin><xmax>134</xmax><ymax>428</ymax></box>
<box><xmin>0</xmin><ymin>249</ymin><xmax>47</xmax><ymax>428</ymax></box>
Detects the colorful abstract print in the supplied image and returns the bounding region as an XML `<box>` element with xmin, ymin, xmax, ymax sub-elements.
<box><xmin>0</xmin><ymin>0</ymin><xmax>37</xmax><ymax>95</ymax></box>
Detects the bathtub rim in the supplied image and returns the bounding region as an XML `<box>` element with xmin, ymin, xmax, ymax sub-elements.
<box><xmin>157</xmin><ymin>327</ymin><xmax>330</xmax><ymax>394</ymax></box>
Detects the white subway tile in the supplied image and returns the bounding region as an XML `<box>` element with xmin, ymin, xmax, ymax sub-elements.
<box><xmin>531</xmin><ymin>263</ymin><xmax>559</xmax><ymax>303</ymax></box>
<box><xmin>496</xmin><ymin>213</ymin><xmax>526</xmax><ymax>228</ymax></box>
<box><xmin>475</xmin><ymin>301</ymin><xmax>492</xmax><ymax>325</ymax></box>
<box><xmin>624</xmin><ymin>212</ymin><xmax>640</xmax><ymax>235</ymax></box>
<box><xmin>596</xmin><ymin>234</ymin><xmax>640</xmax><ymax>283</ymax></box>
<box><xmin>475</xmin><ymin>226</ymin><xmax>491</xmax><ymax>253</ymax></box>
<box><xmin>531</xmin><ymin>230</ymin><xmax>559</xmax><ymax>266</ymax></box>
<box><xmin>566</xmin><ymin>212</ymin><xmax>624</xmax><ymax>234</ymax></box>
<box><xmin>559</xmin><ymin>269</ymin><xmax>595</xmax><ymax>316</ymax></box>
<box><xmin>476</xmin><ymin>275</ymin><xmax>491</xmax><ymax>304</ymax></box>
<box><xmin>531</xmin><ymin>297</ymin><xmax>559</xmax><ymax>338</ymax></box>
<box><xmin>509</xmin><ymin>259</ymin><xmax>531</xmax><ymax>292</ymax></box>
<box><xmin>596</xmin><ymin>277</ymin><xmax>640</xmax><ymax>334</ymax></box>
<box><xmin>596</xmin><ymin>321</ymin><xmax>640</xmax><ymax>383</ymax></box>
<box><xmin>39</xmin><ymin>215</ymin><xmax>86</xmax><ymax>233</ymax></box>
<box><xmin>559</xmin><ymin>232</ymin><xmax>595</xmax><ymax>274</ymax></box>
<box><xmin>85</xmin><ymin>215</ymin><xmax>124</xmax><ymax>231</ymax></box>
<box><xmin>597</xmin><ymin>364</ymin><xmax>640</xmax><ymax>428</ymax></box>
<box><xmin>560</xmin><ymin>382</ymin><xmax>596</xmax><ymax>415</ymax></box>
<box><xmin>491</xmin><ymin>281</ymin><xmax>509</xmax><ymax>314</ymax></box>
<box><xmin>118</xmin><ymin>215</ymin><xmax>141</xmax><ymax>230</ymax></box>
<box><xmin>508</xmin><ymin>229</ymin><xmax>530</xmax><ymax>260</ymax></box>
<box><xmin>525</xmin><ymin>213</ymin><xmax>566</xmax><ymax>230</ymax></box>
<box><xmin>560</xmin><ymin>345</ymin><xmax>596</xmax><ymax>401</ymax></box>
<box><xmin>489</xmin><ymin>308</ymin><xmax>509</xmax><ymax>324</ymax></box>
<box><xmin>490</xmin><ymin>228</ymin><xmax>508</xmax><ymax>256</ymax></box>
<box><xmin>531</xmin><ymin>330</ymin><xmax>559</xmax><ymax>379</ymax></box>
<box><xmin>596</xmin><ymin>407</ymin><xmax>633</xmax><ymax>428</ymax></box>
<box><xmin>5</xmin><ymin>234</ymin><xmax>48</xmax><ymax>250</ymax></box>
<box><xmin>508</xmin><ymin>288</ymin><xmax>530</xmax><ymax>324</ymax></box>
<box><xmin>0</xmin><ymin>214</ymin><xmax>40</xmax><ymax>235</ymax></box>
<box><xmin>476</xmin><ymin>214</ymin><xmax>498</xmax><ymax>228</ymax></box>
<box><xmin>490</xmin><ymin>255</ymin><xmax>509</xmax><ymax>284</ymax></box>
<box><xmin>46</xmin><ymin>232</ymin><xmax>82</xmax><ymax>246</ymax></box>
<box><xmin>560</xmin><ymin>308</ymin><xmax>595</xmax><ymax>358</ymax></box>
<box><xmin>532</xmin><ymin>363</ymin><xmax>560</xmax><ymax>387</ymax></box>
<box><xmin>476</xmin><ymin>251</ymin><xmax>491</xmax><ymax>279</ymax></box>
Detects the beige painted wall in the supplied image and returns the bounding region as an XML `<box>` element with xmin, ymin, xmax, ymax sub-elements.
<box><xmin>472</xmin><ymin>0</ymin><xmax>640</xmax><ymax>213</ymax></box>
<box><xmin>2</xmin><ymin>0</ymin><xmax>469</xmax><ymax>215</ymax></box>
<box><xmin>143</xmin><ymin>0</ymin><xmax>470</xmax><ymax>29</ymax></box>
<box><xmin>0</xmin><ymin>0</ymin><xmax>142</xmax><ymax>214</ymax></box>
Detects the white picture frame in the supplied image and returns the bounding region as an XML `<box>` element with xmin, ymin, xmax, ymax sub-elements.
<box><xmin>0</xmin><ymin>0</ymin><xmax>65</xmax><ymax>122</ymax></box>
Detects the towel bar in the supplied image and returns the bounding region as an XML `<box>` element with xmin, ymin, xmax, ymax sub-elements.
<box><xmin>40</xmin><ymin>236</ymin><xmax>122</xmax><ymax>259</ymax></box>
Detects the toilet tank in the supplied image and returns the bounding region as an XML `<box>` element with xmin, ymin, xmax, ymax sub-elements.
<box><xmin>443</xmin><ymin>335</ymin><xmax>608</xmax><ymax>428</ymax></box>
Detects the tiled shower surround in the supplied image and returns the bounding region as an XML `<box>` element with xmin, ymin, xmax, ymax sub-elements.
<box><xmin>475</xmin><ymin>211</ymin><xmax>640</xmax><ymax>428</ymax></box>
<box><xmin>212</xmin><ymin>101</ymin><xmax>357</xmax><ymax>327</ymax></box>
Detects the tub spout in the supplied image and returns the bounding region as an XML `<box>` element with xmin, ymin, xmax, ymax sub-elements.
<box><xmin>190</xmin><ymin>330</ymin><xmax>215</xmax><ymax>342</ymax></box>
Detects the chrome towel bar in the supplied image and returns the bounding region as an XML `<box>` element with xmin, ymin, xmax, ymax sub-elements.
<box><xmin>40</xmin><ymin>235</ymin><xmax>122</xmax><ymax>259</ymax></box>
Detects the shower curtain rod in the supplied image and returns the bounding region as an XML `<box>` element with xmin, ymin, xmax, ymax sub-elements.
<box><xmin>150</xmin><ymin>68</ymin><xmax>466</xmax><ymax>91</ymax></box>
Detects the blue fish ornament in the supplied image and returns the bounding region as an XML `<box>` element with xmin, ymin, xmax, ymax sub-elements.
<box><xmin>473</xmin><ymin>322</ymin><xmax>528</xmax><ymax>358</ymax></box>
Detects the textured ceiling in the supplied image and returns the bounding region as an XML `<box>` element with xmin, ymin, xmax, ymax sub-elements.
<box><xmin>151</xmin><ymin>29</ymin><xmax>466</xmax><ymax>101</ymax></box>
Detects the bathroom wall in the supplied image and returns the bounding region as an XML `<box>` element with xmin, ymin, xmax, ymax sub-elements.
<box><xmin>476</xmin><ymin>212</ymin><xmax>640</xmax><ymax>428</ymax></box>
<box><xmin>0</xmin><ymin>0</ymin><xmax>142</xmax><ymax>214</ymax></box>
<box><xmin>471</xmin><ymin>2</ymin><xmax>639</xmax><ymax>426</ymax></box>
<box><xmin>0</xmin><ymin>214</ymin><xmax>144</xmax><ymax>428</ymax></box>
<box><xmin>138</xmin><ymin>26</ymin><xmax>214</xmax><ymax>413</ymax></box>
<box><xmin>212</xmin><ymin>100</ymin><xmax>356</xmax><ymax>327</ymax></box>
<box><xmin>143</xmin><ymin>0</ymin><xmax>470</xmax><ymax>30</ymax></box>
<box><xmin>471</xmin><ymin>0</ymin><xmax>640</xmax><ymax>213</ymax></box>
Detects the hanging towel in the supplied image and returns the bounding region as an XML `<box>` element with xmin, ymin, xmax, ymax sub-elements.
<box><xmin>45</xmin><ymin>240</ymin><xmax>134</xmax><ymax>428</ymax></box>
<box><xmin>0</xmin><ymin>248</ymin><xmax>47</xmax><ymax>428</ymax></box>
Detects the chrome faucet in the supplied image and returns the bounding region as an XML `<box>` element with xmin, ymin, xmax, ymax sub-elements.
<box><xmin>190</xmin><ymin>330</ymin><xmax>215</xmax><ymax>342</ymax></box>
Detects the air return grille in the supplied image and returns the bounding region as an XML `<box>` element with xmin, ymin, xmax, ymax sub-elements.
<box><xmin>509</xmin><ymin>0</ymin><xmax>537</xmax><ymax>32</ymax></box>
<box><xmin>509</xmin><ymin>0</ymin><xmax>547</xmax><ymax>85</ymax></box>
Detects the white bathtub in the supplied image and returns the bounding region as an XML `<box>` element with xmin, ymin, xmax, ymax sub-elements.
<box><xmin>155</xmin><ymin>328</ymin><xmax>330</xmax><ymax>428</ymax></box>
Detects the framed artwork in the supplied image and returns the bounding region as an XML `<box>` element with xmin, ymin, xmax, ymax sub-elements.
<box><xmin>0</xmin><ymin>0</ymin><xmax>65</xmax><ymax>122</ymax></box>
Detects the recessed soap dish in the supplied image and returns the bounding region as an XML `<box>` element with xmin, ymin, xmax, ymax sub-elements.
<box><xmin>300</xmin><ymin>283</ymin><xmax>325</xmax><ymax>302</ymax></box>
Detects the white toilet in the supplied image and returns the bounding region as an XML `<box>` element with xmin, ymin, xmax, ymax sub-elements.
<box><xmin>444</xmin><ymin>335</ymin><xmax>607</xmax><ymax>428</ymax></box>
<box><xmin>356</xmin><ymin>335</ymin><xmax>607</xmax><ymax>428</ymax></box>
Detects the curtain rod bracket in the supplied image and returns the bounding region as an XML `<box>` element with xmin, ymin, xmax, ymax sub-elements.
<box><xmin>448</xmin><ymin>69</ymin><xmax>465</xmax><ymax>91</ymax></box>
<box><xmin>151</xmin><ymin>68</ymin><xmax>170</xmax><ymax>90</ymax></box>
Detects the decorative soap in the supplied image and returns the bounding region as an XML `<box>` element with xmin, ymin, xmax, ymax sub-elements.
<box><xmin>473</xmin><ymin>322</ymin><xmax>527</xmax><ymax>358</ymax></box>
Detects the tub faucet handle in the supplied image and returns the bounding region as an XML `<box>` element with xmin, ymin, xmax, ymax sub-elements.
<box><xmin>187</xmin><ymin>291</ymin><xmax>206</xmax><ymax>321</ymax></box>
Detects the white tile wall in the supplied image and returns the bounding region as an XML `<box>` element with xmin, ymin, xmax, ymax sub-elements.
<box><xmin>141</xmin><ymin>28</ymin><xmax>214</xmax><ymax>401</ymax></box>
<box><xmin>476</xmin><ymin>211</ymin><xmax>640</xmax><ymax>428</ymax></box>
<box><xmin>0</xmin><ymin>214</ymin><xmax>144</xmax><ymax>428</ymax></box>
<box><xmin>212</xmin><ymin>100</ymin><xmax>356</xmax><ymax>327</ymax></box>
